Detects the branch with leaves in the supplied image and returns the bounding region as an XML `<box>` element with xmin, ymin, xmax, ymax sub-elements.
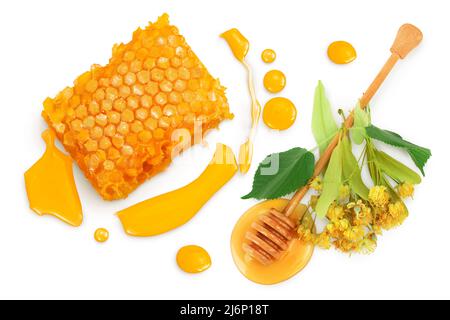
<box><xmin>242</xmin><ymin>81</ymin><xmax>431</xmax><ymax>254</ymax></box>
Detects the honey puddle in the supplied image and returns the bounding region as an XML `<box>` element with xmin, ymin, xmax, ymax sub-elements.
<box><xmin>24</xmin><ymin>129</ymin><xmax>83</xmax><ymax>227</ymax></box>
<box><xmin>231</xmin><ymin>199</ymin><xmax>314</xmax><ymax>285</ymax></box>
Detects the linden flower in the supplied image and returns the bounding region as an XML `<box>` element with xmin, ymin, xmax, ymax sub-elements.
<box><xmin>375</xmin><ymin>201</ymin><xmax>408</xmax><ymax>230</ymax></box>
<box><xmin>369</xmin><ymin>186</ymin><xmax>390</xmax><ymax>207</ymax></box>
<box><xmin>326</xmin><ymin>222</ymin><xmax>340</xmax><ymax>238</ymax></box>
<box><xmin>388</xmin><ymin>201</ymin><xmax>409</xmax><ymax>224</ymax></box>
<box><xmin>372</xmin><ymin>225</ymin><xmax>383</xmax><ymax>235</ymax></box>
<box><xmin>334</xmin><ymin>239</ymin><xmax>358</xmax><ymax>253</ymax></box>
<box><xmin>358</xmin><ymin>237</ymin><xmax>377</xmax><ymax>255</ymax></box>
<box><xmin>375</xmin><ymin>211</ymin><xmax>392</xmax><ymax>230</ymax></box>
<box><xmin>337</xmin><ymin>218</ymin><xmax>351</xmax><ymax>232</ymax></box>
<box><xmin>310</xmin><ymin>176</ymin><xmax>323</xmax><ymax>192</ymax></box>
<box><xmin>297</xmin><ymin>225</ymin><xmax>316</xmax><ymax>243</ymax></box>
<box><xmin>348</xmin><ymin>200</ymin><xmax>373</xmax><ymax>226</ymax></box>
<box><xmin>327</xmin><ymin>204</ymin><xmax>345</xmax><ymax>222</ymax></box>
<box><xmin>343</xmin><ymin>226</ymin><xmax>365</xmax><ymax>242</ymax></box>
<box><xmin>397</xmin><ymin>183</ymin><xmax>415</xmax><ymax>199</ymax></box>
<box><xmin>315</xmin><ymin>232</ymin><xmax>332</xmax><ymax>250</ymax></box>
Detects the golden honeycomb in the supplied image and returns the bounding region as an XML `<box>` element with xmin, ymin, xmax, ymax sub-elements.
<box><xmin>43</xmin><ymin>14</ymin><xmax>233</xmax><ymax>200</ymax></box>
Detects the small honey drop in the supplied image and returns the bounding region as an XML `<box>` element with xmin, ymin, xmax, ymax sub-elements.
<box><xmin>261</xmin><ymin>49</ymin><xmax>276</xmax><ymax>63</ymax></box>
<box><xmin>177</xmin><ymin>245</ymin><xmax>211</xmax><ymax>274</ymax></box>
<box><xmin>263</xmin><ymin>97</ymin><xmax>297</xmax><ymax>130</ymax></box>
<box><xmin>263</xmin><ymin>70</ymin><xmax>286</xmax><ymax>93</ymax></box>
<box><xmin>94</xmin><ymin>228</ymin><xmax>109</xmax><ymax>243</ymax></box>
<box><xmin>327</xmin><ymin>41</ymin><xmax>357</xmax><ymax>64</ymax></box>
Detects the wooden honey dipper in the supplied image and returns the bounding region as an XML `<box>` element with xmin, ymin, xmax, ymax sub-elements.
<box><xmin>243</xmin><ymin>24</ymin><xmax>423</xmax><ymax>266</ymax></box>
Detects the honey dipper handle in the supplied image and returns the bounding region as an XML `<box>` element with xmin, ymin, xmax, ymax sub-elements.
<box><xmin>283</xmin><ymin>24</ymin><xmax>423</xmax><ymax>218</ymax></box>
<box><xmin>360</xmin><ymin>24</ymin><xmax>422</xmax><ymax>107</ymax></box>
<box><xmin>359</xmin><ymin>54</ymin><xmax>399</xmax><ymax>108</ymax></box>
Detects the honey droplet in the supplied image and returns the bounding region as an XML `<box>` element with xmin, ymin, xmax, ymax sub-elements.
<box><xmin>177</xmin><ymin>245</ymin><xmax>211</xmax><ymax>274</ymax></box>
<box><xmin>327</xmin><ymin>41</ymin><xmax>357</xmax><ymax>64</ymax></box>
<box><xmin>263</xmin><ymin>97</ymin><xmax>297</xmax><ymax>130</ymax></box>
<box><xmin>263</xmin><ymin>70</ymin><xmax>286</xmax><ymax>93</ymax></box>
<box><xmin>261</xmin><ymin>49</ymin><xmax>276</xmax><ymax>63</ymax></box>
<box><xmin>94</xmin><ymin>228</ymin><xmax>109</xmax><ymax>243</ymax></box>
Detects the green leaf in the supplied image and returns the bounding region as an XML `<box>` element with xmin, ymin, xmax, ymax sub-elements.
<box><xmin>342</xmin><ymin>136</ymin><xmax>369</xmax><ymax>200</ymax></box>
<box><xmin>312</xmin><ymin>81</ymin><xmax>339</xmax><ymax>154</ymax></box>
<box><xmin>242</xmin><ymin>148</ymin><xmax>315</xmax><ymax>200</ymax></box>
<box><xmin>316</xmin><ymin>142</ymin><xmax>343</xmax><ymax>218</ymax></box>
<box><xmin>366</xmin><ymin>125</ymin><xmax>431</xmax><ymax>176</ymax></box>
<box><xmin>350</xmin><ymin>104</ymin><xmax>370</xmax><ymax>145</ymax></box>
<box><xmin>373</xmin><ymin>150</ymin><xmax>422</xmax><ymax>185</ymax></box>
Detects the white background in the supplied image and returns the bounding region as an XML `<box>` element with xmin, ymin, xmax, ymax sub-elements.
<box><xmin>1</xmin><ymin>0</ymin><xmax>449</xmax><ymax>300</ymax></box>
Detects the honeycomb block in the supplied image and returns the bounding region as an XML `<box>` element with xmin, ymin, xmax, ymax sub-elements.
<box><xmin>43</xmin><ymin>14</ymin><xmax>233</xmax><ymax>200</ymax></box>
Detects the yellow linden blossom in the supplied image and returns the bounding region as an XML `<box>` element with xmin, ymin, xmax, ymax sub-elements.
<box><xmin>398</xmin><ymin>183</ymin><xmax>415</xmax><ymax>199</ymax></box>
<box><xmin>375</xmin><ymin>201</ymin><xmax>408</xmax><ymax>230</ymax></box>
<box><xmin>326</xmin><ymin>222</ymin><xmax>340</xmax><ymax>238</ymax></box>
<box><xmin>348</xmin><ymin>200</ymin><xmax>373</xmax><ymax>226</ymax></box>
<box><xmin>337</xmin><ymin>218</ymin><xmax>351</xmax><ymax>232</ymax></box>
<box><xmin>303</xmin><ymin>182</ymin><xmax>412</xmax><ymax>254</ymax></box>
<box><xmin>372</xmin><ymin>225</ymin><xmax>383</xmax><ymax>235</ymax></box>
<box><xmin>369</xmin><ymin>186</ymin><xmax>390</xmax><ymax>207</ymax></box>
<box><xmin>343</xmin><ymin>226</ymin><xmax>365</xmax><ymax>241</ymax></box>
<box><xmin>389</xmin><ymin>201</ymin><xmax>409</xmax><ymax>223</ymax></box>
<box><xmin>358</xmin><ymin>237</ymin><xmax>377</xmax><ymax>255</ymax></box>
<box><xmin>339</xmin><ymin>185</ymin><xmax>350</xmax><ymax>200</ymax></box>
<box><xmin>327</xmin><ymin>204</ymin><xmax>345</xmax><ymax>222</ymax></box>
<box><xmin>315</xmin><ymin>232</ymin><xmax>332</xmax><ymax>250</ymax></box>
<box><xmin>310</xmin><ymin>176</ymin><xmax>323</xmax><ymax>192</ymax></box>
<box><xmin>297</xmin><ymin>225</ymin><xmax>316</xmax><ymax>243</ymax></box>
<box><xmin>334</xmin><ymin>239</ymin><xmax>358</xmax><ymax>253</ymax></box>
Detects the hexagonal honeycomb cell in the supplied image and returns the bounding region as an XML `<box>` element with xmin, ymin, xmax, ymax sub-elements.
<box><xmin>42</xmin><ymin>14</ymin><xmax>233</xmax><ymax>200</ymax></box>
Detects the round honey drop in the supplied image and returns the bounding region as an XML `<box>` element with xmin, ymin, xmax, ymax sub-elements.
<box><xmin>261</xmin><ymin>49</ymin><xmax>276</xmax><ymax>63</ymax></box>
<box><xmin>327</xmin><ymin>41</ymin><xmax>357</xmax><ymax>64</ymax></box>
<box><xmin>94</xmin><ymin>228</ymin><xmax>109</xmax><ymax>243</ymax></box>
<box><xmin>176</xmin><ymin>245</ymin><xmax>211</xmax><ymax>274</ymax></box>
<box><xmin>263</xmin><ymin>97</ymin><xmax>297</xmax><ymax>130</ymax></box>
<box><xmin>263</xmin><ymin>70</ymin><xmax>286</xmax><ymax>93</ymax></box>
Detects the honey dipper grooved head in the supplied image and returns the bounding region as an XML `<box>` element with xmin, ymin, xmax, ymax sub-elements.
<box><xmin>231</xmin><ymin>200</ymin><xmax>314</xmax><ymax>285</ymax></box>
<box><xmin>243</xmin><ymin>208</ymin><xmax>298</xmax><ymax>265</ymax></box>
